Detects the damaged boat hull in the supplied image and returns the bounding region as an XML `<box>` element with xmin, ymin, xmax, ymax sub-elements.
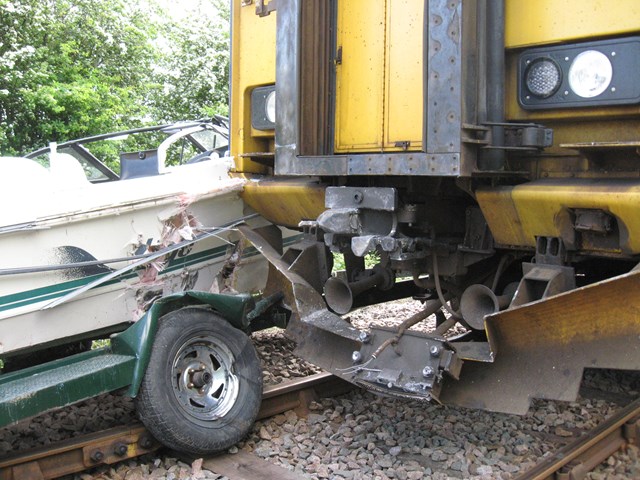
<box><xmin>0</xmin><ymin>157</ymin><xmax>288</xmax><ymax>357</ymax></box>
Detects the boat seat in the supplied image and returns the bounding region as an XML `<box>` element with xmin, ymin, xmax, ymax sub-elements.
<box><xmin>119</xmin><ymin>149</ymin><xmax>160</xmax><ymax>180</ymax></box>
<box><xmin>49</xmin><ymin>153</ymin><xmax>89</xmax><ymax>187</ymax></box>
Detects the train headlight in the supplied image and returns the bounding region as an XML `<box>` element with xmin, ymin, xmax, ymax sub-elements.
<box><xmin>265</xmin><ymin>90</ymin><xmax>276</xmax><ymax>124</ymax></box>
<box><xmin>525</xmin><ymin>59</ymin><xmax>561</xmax><ymax>98</ymax></box>
<box><xmin>251</xmin><ymin>84</ymin><xmax>276</xmax><ymax>130</ymax></box>
<box><xmin>568</xmin><ymin>50</ymin><xmax>612</xmax><ymax>98</ymax></box>
<box><xmin>518</xmin><ymin>37</ymin><xmax>640</xmax><ymax>110</ymax></box>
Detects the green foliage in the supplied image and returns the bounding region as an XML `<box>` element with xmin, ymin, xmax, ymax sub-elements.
<box><xmin>0</xmin><ymin>0</ymin><xmax>230</xmax><ymax>155</ymax></box>
<box><xmin>148</xmin><ymin>0</ymin><xmax>230</xmax><ymax>121</ymax></box>
<box><xmin>0</xmin><ymin>0</ymin><xmax>158</xmax><ymax>154</ymax></box>
<box><xmin>332</xmin><ymin>252</ymin><xmax>381</xmax><ymax>274</ymax></box>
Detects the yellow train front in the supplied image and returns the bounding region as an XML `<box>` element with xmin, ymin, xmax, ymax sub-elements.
<box><xmin>230</xmin><ymin>0</ymin><xmax>640</xmax><ymax>414</ymax></box>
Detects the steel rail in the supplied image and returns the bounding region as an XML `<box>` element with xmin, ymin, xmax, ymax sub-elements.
<box><xmin>0</xmin><ymin>372</ymin><xmax>351</xmax><ymax>480</ymax></box>
<box><xmin>516</xmin><ymin>397</ymin><xmax>640</xmax><ymax>480</ymax></box>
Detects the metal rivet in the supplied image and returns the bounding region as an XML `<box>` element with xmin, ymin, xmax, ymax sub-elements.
<box><xmin>422</xmin><ymin>366</ymin><xmax>435</xmax><ymax>378</ymax></box>
<box><xmin>352</xmin><ymin>351</ymin><xmax>363</xmax><ymax>363</ymax></box>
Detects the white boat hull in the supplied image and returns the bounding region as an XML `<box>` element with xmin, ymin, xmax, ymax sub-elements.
<box><xmin>0</xmin><ymin>157</ymin><xmax>294</xmax><ymax>356</ymax></box>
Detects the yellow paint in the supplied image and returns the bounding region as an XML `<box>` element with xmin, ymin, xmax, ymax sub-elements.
<box><xmin>384</xmin><ymin>0</ymin><xmax>423</xmax><ymax>150</ymax></box>
<box><xmin>230</xmin><ymin>1</ymin><xmax>276</xmax><ymax>173</ymax></box>
<box><xmin>334</xmin><ymin>0</ymin><xmax>385</xmax><ymax>152</ymax></box>
<box><xmin>505</xmin><ymin>0</ymin><xmax>640</xmax><ymax>48</ymax></box>
<box><xmin>240</xmin><ymin>177</ymin><xmax>326</xmax><ymax>229</ymax></box>
<box><xmin>335</xmin><ymin>0</ymin><xmax>423</xmax><ymax>153</ymax></box>
<box><xmin>477</xmin><ymin>180</ymin><xmax>640</xmax><ymax>253</ymax></box>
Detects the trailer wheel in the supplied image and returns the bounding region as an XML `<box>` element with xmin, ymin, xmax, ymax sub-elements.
<box><xmin>136</xmin><ymin>307</ymin><xmax>262</xmax><ymax>455</ymax></box>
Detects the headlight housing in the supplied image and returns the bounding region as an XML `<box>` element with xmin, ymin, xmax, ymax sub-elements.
<box><xmin>567</xmin><ymin>50</ymin><xmax>612</xmax><ymax>98</ymax></box>
<box><xmin>519</xmin><ymin>37</ymin><xmax>640</xmax><ymax>109</ymax></box>
<box><xmin>525</xmin><ymin>58</ymin><xmax>562</xmax><ymax>99</ymax></box>
<box><xmin>251</xmin><ymin>85</ymin><xmax>276</xmax><ymax>130</ymax></box>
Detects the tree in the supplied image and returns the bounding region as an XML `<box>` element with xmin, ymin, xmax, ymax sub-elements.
<box><xmin>0</xmin><ymin>0</ymin><xmax>162</xmax><ymax>155</ymax></box>
<box><xmin>0</xmin><ymin>0</ymin><xmax>231</xmax><ymax>156</ymax></box>
<box><xmin>147</xmin><ymin>0</ymin><xmax>230</xmax><ymax>122</ymax></box>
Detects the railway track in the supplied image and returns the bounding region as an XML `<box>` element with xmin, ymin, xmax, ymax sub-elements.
<box><xmin>0</xmin><ymin>372</ymin><xmax>351</xmax><ymax>480</ymax></box>
<box><xmin>516</xmin><ymin>397</ymin><xmax>640</xmax><ymax>480</ymax></box>
<box><xmin>1</xmin><ymin>369</ymin><xmax>638</xmax><ymax>479</ymax></box>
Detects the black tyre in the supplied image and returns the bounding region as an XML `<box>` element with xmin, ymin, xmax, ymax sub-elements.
<box><xmin>136</xmin><ymin>307</ymin><xmax>262</xmax><ymax>455</ymax></box>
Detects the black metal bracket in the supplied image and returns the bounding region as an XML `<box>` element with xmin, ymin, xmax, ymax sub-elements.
<box><xmin>256</xmin><ymin>0</ymin><xmax>277</xmax><ymax>17</ymax></box>
<box><xmin>462</xmin><ymin>122</ymin><xmax>553</xmax><ymax>151</ymax></box>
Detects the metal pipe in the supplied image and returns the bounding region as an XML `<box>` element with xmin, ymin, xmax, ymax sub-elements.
<box><xmin>479</xmin><ymin>0</ymin><xmax>506</xmax><ymax>170</ymax></box>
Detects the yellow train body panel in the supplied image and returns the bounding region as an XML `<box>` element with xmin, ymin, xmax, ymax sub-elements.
<box><xmin>505</xmin><ymin>0</ymin><xmax>640</xmax><ymax>48</ymax></box>
<box><xmin>477</xmin><ymin>180</ymin><xmax>640</xmax><ymax>254</ymax></box>
<box><xmin>334</xmin><ymin>1</ymin><xmax>385</xmax><ymax>152</ymax></box>
<box><xmin>230</xmin><ymin>1</ymin><xmax>276</xmax><ymax>173</ymax></box>
<box><xmin>240</xmin><ymin>178</ymin><xmax>326</xmax><ymax>230</ymax></box>
<box><xmin>334</xmin><ymin>0</ymin><xmax>423</xmax><ymax>153</ymax></box>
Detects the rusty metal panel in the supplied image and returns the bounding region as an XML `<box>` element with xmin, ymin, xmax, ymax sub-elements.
<box><xmin>440</xmin><ymin>269</ymin><xmax>640</xmax><ymax>413</ymax></box>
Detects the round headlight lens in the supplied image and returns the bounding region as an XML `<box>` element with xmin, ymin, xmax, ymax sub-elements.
<box><xmin>525</xmin><ymin>58</ymin><xmax>561</xmax><ymax>98</ymax></box>
<box><xmin>265</xmin><ymin>90</ymin><xmax>276</xmax><ymax>124</ymax></box>
<box><xmin>568</xmin><ymin>50</ymin><xmax>612</xmax><ymax>98</ymax></box>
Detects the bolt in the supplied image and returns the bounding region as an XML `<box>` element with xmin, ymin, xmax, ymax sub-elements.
<box><xmin>358</xmin><ymin>331</ymin><xmax>371</xmax><ymax>344</ymax></box>
<box><xmin>387</xmin><ymin>382</ymin><xmax>393</xmax><ymax>389</ymax></box>
<box><xmin>114</xmin><ymin>442</ymin><xmax>128</xmax><ymax>457</ymax></box>
<box><xmin>90</xmin><ymin>449</ymin><xmax>104</xmax><ymax>463</ymax></box>
<box><xmin>430</xmin><ymin>345</ymin><xmax>441</xmax><ymax>357</ymax></box>
<box><xmin>139</xmin><ymin>436</ymin><xmax>154</xmax><ymax>449</ymax></box>
<box><xmin>187</xmin><ymin>382</ymin><xmax>194</xmax><ymax>388</ymax></box>
<box><xmin>422</xmin><ymin>366</ymin><xmax>435</xmax><ymax>378</ymax></box>
<box><xmin>188</xmin><ymin>368</ymin><xmax>194</xmax><ymax>374</ymax></box>
<box><xmin>352</xmin><ymin>351</ymin><xmax>363</xmax><ymax>363</ymax></box>
<box><xmin>200</xmin><ymin>364</ymin><xmax>206</xmax><ymax>370</ymax></box>
<box><xmin>353</xmin><ymin>191</ymin><xmax>364</xmax><ymax>204</ymax></box>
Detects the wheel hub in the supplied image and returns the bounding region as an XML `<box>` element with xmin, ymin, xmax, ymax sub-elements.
<box><xmin>190</xmin><ymin>368</ymin><xmax>212</xmax><ymax>389</ymax></box>
<box><xmin>172</xmin><ymin>336</ymin><xmax>240</xmax><ymax>421</ymax></box>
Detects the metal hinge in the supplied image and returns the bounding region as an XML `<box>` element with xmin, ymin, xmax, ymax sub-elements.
<box><xmin>462</xmin><ymin>122</ymin><xmax>553</xmax><ymax>151</ymax></box>
<box><xmin>334</xmin><ymin>46</ymin><xmax>343</xmax><ymax>66</ymax></box>
<box><xmin>255</xmin><ymin>0</ymin><xmax>276</xmax><ymax>17</ymax></box>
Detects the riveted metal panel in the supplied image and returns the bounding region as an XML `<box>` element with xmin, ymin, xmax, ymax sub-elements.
<box><xmin>347</xmin><ymin>153</ymin><xmax>459</xmax><ymax>176</ymax></box>
<box><xmin>426</xmin><ymin>0</ymin><xmax>462</xmax><ymax>155</ymax></box>
<box><xmin>274</xmin><ymin>0</ymin><xmax>301</xmax><ymax>176</ymax></box>
<box><xmin>277</xmin><ymin>153</ymin><xmax>460</xmax><ymax>176</ymax></box>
